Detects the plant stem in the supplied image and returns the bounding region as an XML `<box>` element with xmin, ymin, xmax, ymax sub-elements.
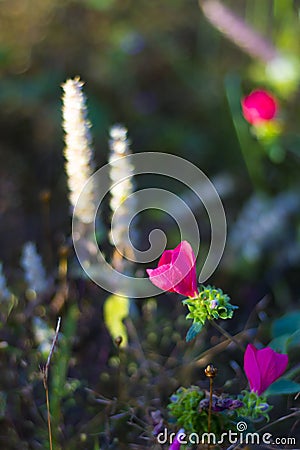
<box><xmin>208</xmin><ymin>376</ymin><xmax>213</xmax><ymax>449</ymax></box>
<box><xmin>42</xmin><ymin>317</ymin><xmax>61</xmax><ymax>450</ymax></box>
<box><xmin>45</xmin><ymin>384</ymin><xmax>53</xmax><ymax>450</ymax></box>
<box><xmin>203</xmin><ymin>365</ymin><xmax>217</xmax><ymax>450</ymax></box>
<box><xmin>256</xmin><ymin>409</ymin><xmax>300</xmax><ymax>433</ymax></box>
<box><xmin>226</xmin><ymin>410</ymin><xmax>300</xmax><ymax>450</ymax></box>
<box><xmin>209</xmin><ymin>320</ymin><xmax>245</xmax><ymax>352</ymax></box>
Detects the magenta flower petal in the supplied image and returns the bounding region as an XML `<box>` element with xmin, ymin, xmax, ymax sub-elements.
<box><xmin>146</xmin><ymin>241</ymin><xmax>198</xmax><ymax>298</ymax></box>
<box><xmin>169</xmin><ymin>429</ymin><xmax>184</xmax><ymax>450</ymax></box>
<box><xmin>256</xmin><ymin>347</ymin><xmax>288</xmax><ymax>394</ymax></box>
<box><xmin>244</xmin><ymin>344</ymin><xmax>288</xmax><ymax>395</ymax></box>
<box><xmin>170</xmin><ymin>242</ymin><xmax>198</xmax><ymax>297</ymax></box>
<box><xmin>146</xmin><ymin>264</ymin><xmax>182</xmax><ymax>293</ymax></box>
<box><xmin>157</xmin><ymin>249</ymin><xmax>173</xmax><ymax>267</ymax></box>
<box><xmin>169</xmin><ymin>439</ymin><xmax>181</xmax><ymax>450</ymax></box>
<box><xmin>244</xmin><ymin>344</ymin><xmax>261</xmax><ymax>394</ymax></box>
<box><xmin>241</xmin><ymin>89</ymin><xmax>277</xmax><ymax>125</ymax></box>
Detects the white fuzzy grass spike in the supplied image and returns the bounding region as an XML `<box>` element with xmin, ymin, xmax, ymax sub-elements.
<box><xmin>108</xmin><ymin>124</ymin><xmax>137</xmax><ymax>255</ymax></box>
<box><xmin>0</xmin><ymin>262</ymin><xmax>11</xmax><ymax>300</ymax></box>
<box><xmin>21</xmin><ymin>242</ymin><xmax>48</xmax><ymax>295</ymax></box>
<box><xmin>62</xmin><ymin>77</ymin><xmax>95</xmax><ymax>224</ymax></box>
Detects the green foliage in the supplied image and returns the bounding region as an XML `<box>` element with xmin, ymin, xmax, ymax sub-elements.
<box><xmin>103</xmin><ymin>294</ymin><xmax>129</xmax><ymax>347</ymax></box>
<box><xmin>269</xmin><ymin>311</ymin><xmax>300</xmax><ymax>352</ymax></box>
<box><xmin>85</xmin><ymin>0</ymin><xmax>115</xmax><ymax>11</ymax></box>
<box><xmin>50</xmin><ymin>304</ymin><xmax>79</xmax><ymax>447</ymax></box>
<box><xmin>183</xmin><ymin>286</ymin><xmax>238</xmax><ymax>341</ymax></box>
<box><xmin>0</xmin><ymin>294</ymin><xmax>17</xmax><ymax>325</ymax></box>
<box><xmin>186</xmin><ymin>322</ymin><xmax>203</xmax><ymax>342</ymax></box>
<box><xmin>269</xmin><ymin>330</ymin><xmax>300</xmax><ymax>353</ymax></box>
<box><xmin>0</xmin><ymin>392</ymin><xmax>6</xmax><ymax>419</ymax></box>
<box><xmin>238</xmin><ymin>390</ymin><xmax>272</xmax><ymax>422</ymax></box>
<box><xmin>168</xmin><ymin>386</ymin><xmax>213</xmax><ymax>434</ymax></box>
<box><xmin>225</xmin><ymin>74</ymin><xmax>265</xmax><ymax>189</ymax></box>
<box><xmin>272</xmin><ymin>311</ymin><xmax>300</xmax><ymax>337</ymax></box>
<box><xmin>168</xmin><ymin>386</ymin><xmax>204</xmax><ymax>433</ymax></box>
<box><xmin>265</xmin><ymin>379</ymin><xmax>300</xmax><ymax>396</ymax></box>
<box><xmin>168</xmin><ymin>386</ymin><xmax>235</xmax><ymax>438</ymax></box>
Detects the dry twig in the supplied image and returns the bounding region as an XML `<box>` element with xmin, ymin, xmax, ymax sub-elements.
<box><xmin>42</xmin><ymin>317</ymin><xmax>61</xmax><ymax>450</ymax></box>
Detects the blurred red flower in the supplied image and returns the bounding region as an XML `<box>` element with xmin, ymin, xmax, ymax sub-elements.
<box><xmin>241</xmin><ymin>89</ymin><xmax>277</xmax><ymax>125</ymax></box>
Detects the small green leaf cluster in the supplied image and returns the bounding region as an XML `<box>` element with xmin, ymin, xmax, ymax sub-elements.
<box><xmin>238</xmin><ymin>390</ymin><xmax>272</xmax><ymax>422</ymax></box>
<box><xmin>168</xmin><ymin>386</ymin><xmax>226</xmax><ymax>435</ymax></box>
<box><xmin>183</xmin><ymin>286</ymin><xmax>238</xmax><ymax>341</ymax></box>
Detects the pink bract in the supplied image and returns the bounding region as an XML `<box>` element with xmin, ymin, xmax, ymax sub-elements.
<box><xmin>244</xmin><ymin>344</ymin><xmax>288</xmax><ymax>395</ymax></box>
<box><xmin>146</xmin><ymin>241</ymin><xmax>198</xmax><ymax>298</ymax></box>
<box><xmin>241</xmin><ymin>89</ymin><xmax>277</xmax><ymax>125</ymax></box>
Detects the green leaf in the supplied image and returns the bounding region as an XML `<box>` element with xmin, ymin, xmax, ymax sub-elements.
<box><xmin>287</xmin><ymin>329</ymin><xmax>300</xmax><ymax>349</ymax></box>
<box><xmin>265</xmin><ymin>379</ymin><xmax>300</xmax><ymax>396</ymax></box>
<box><xmin>218</xmin><ymin>307</ymin><xmax>228</xmax><ymax>319</ymax></box>
<box><xmin>0</xmin><ymin>392</ymin><xmax>6</xmax><ymax>418</ymax></box>
<box><xmin>50</xmin><ymin>304</ymin><xmax>79</xmax><ymax>445</ymax></box>
<box><xmin>272</xmin><ymin>311</ymin><xmax>300</xmax><ymax>338</ymax></box>
<box><xmin>268</xmin><ymin>334</ymin><xmax>290</xmax><ymax>352</ymax></box>
<box><xmin>103</xmin><ymin>294</ymin><xmax>130</xmax><ymax>347</ymax></box>
<box><xmin>225</xmin><ymin>74</ymin><xmax>264</xmax><ymax>188</ymax></box>
<box><xmin>186</xmin><ymin>322</ymin><xmax>203</xmax><ymax>342</ymax></box>
<box><xmin>85</xmin><ymin>0</ymin><xmax>115</xmax><ymax>11</ymax></box>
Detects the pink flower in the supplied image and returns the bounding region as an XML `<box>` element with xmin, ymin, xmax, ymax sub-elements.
<box><xmin>169</xmin><ymin>429</ymin><xmax>184</xmax><ymax>450</ymax></box>
<box><xmin>241</xmin><ymin>89</ymin><xmax>277</xmax><ymax>125</ymax></box>
<box><xmin>146</xmin><ymin>241</ymin><xmax>198</xmax><ymax>298</ymax></box>
<box><xmin>244</xmin><ymin>344</ymin><xmax>288</xmax><ymax>395</ymax></box>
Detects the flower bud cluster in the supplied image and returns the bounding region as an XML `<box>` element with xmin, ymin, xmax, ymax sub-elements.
<box><xmin>183</xmin><ymin>285</ymin><xmax>238</xmax><ymax>331</ymax></box>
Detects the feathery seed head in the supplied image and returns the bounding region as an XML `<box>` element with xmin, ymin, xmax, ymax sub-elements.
<box><xmin>62</xmin><ymin>77</ymin><xmax>95</xmax><ymax>224</ymax></box>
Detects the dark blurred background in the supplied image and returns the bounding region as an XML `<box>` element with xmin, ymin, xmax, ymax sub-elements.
<box><xmin>0</xmin><ymin>1</ymin><xmax>300</xmax><ymax>448</ymax></box>
<box><xmin>0</xmin><ymin>0</ymin><xmax>261</xmax><ymax>261</ymax></box>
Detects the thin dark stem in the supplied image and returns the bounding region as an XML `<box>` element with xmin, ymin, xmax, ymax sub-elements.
<box><xmin>256</xmin><ymin>409</ymin><xmax>300</xmax><ymax>433</ymax></box>
<box><xmin>226</xmin><ymin>410</ymin><xmax>300</xmax><ymax>450</ymax></box>
<box><xmin>42</xmin><ymin>317</ymin><xmax>61</xmax><ymax>450</ymax></box>
<box><xmin>40</xmin><ymin>190</ymin><xmax>53</xmax><ymax>268</ymax></box>
<box><xmin>209</xmin><ymin>320</ymin><xmax>245</xmax><ymax>352</ymax></box>
<box><xmin>208</xmin><ymin>377</ymin><xmax>213</xmax><ymax>450</ymax></box>
<box><xmin>44</xmin><ymin>317</ymin><xmax>61</xmax><ymax>381</ymax></box>
<box><xmin>45</xmin><ymin>385</ymin><xmax>53</xmax><ymax>450</ymax></box>
<box><xmin>116</xmin><ymin>340</ymin><xmax>125</xmax><ymax>403</ymax></box>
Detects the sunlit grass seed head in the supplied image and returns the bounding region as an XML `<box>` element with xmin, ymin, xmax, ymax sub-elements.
<box><xmin>62</xmin><ymin>77</ymin><xmax>95</xmax><ymax>224</ymax></box>
<box><xmin>0</xmin><ymin>262</ymin><xmax>11</xmax><ymax>301</ymax></box>
<box><xmin>108</xmin><ymin>124</ymin><xmax>137</xmax><ymax>250</ymax></box>
<box><xmin>21</xmin><ymin>242</ymin><xmax>49</xmax><ymax>296</ymax></box>
<box><xmin>33</xmin><ymin>317</ymin><xmax>54</xmax><ymax>357</ymax></box>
